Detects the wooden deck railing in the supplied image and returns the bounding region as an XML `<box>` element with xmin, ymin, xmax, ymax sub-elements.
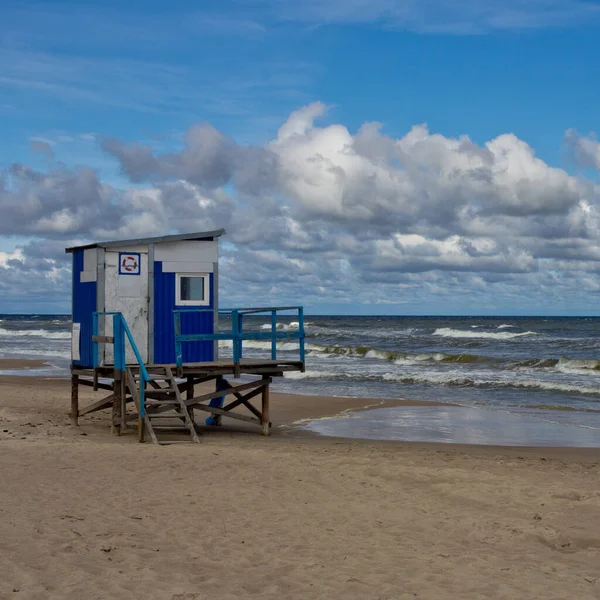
<box><xmin>173</xmin><ymin>306</ymin><xmax>306</xmax><ymax>370</ymax></box>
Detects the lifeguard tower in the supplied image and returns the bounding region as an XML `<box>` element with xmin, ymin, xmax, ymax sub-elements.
<box><xmin>66</xmin><ymin>230</ymin><xmax>305</xmax><ymax>445</ymax></box>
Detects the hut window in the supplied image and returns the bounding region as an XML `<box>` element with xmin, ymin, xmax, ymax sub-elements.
<box><xmin>176</xmin><ymin>273</ymin><xmax>209</xmax><ymax>306</ymax></box>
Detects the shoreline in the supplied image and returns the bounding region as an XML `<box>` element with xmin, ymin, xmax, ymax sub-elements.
<box><xmin>1</xmin><ymin>364</ymin><xmax>600</xmax><ymax>460</ymax></box>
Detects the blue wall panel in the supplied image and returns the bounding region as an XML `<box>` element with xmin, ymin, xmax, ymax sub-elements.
<box><xmin>72</xmin><ymin>249</ymin><xmax>97</xmax><ymax>368</ymax></box>
<box><xmin>153</xmin><ymin>261</ymin><xmax>215</xmax><ymax>364</ymax></box>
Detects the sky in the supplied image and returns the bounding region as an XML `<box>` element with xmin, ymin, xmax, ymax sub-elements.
<box><xmin>2</xmin><ymin>0</ymin><xmax>600</xmax><ymax>315</ymax></box>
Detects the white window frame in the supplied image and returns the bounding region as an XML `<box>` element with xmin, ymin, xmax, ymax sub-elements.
<box><xmin>175</xmin><ymin>272</ymin><xmax>210</xmax><ymax>306</ymax></box>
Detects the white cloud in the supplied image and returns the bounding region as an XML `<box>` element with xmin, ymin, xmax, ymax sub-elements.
<box><xmin>262</xmin><ymin>0</ymin><xmax>600</xmax><ymax>33</ymax></box>
<box><xmin>3</xmin><ymin>102</ymin><xmax>600</xmax><ymax>312</ymax></box>
<box><xmin>565</xmin><ymin>129</ymin><xmax>600</xmax><ymax>170</ymax></box>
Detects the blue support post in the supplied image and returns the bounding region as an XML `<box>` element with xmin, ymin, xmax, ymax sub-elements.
<box><xmin>232</xmin><ymin>310</ymin><xmax>240</xmax><ymax>365</ymax></box>
<box><xmin>113</xmin><ymin>316</ymin><xmax>124</xmax><ymax>373</ymax></box>
<box><xmin>206</xmin><ymin>376</ymin><xmax>228</xmax><ymax>426</ymax></box>
<box><xmin>298</xmin><ymin>307</ymin><xmax>305</xmax><ymax>363</ymax></box>
<box><xmin>271</xmin><ymin>310</ymin><xmax>277</xmax><ymax>360</ymax></box>
<box><xmin>174</xmin><ymin>311</ymin><xmax>182</xmax><ymax>368</ymax></box>
<box><xmin>238</xmin><ymin>313</ymin><xmax>244</xmax><ymax>360</ymax></box>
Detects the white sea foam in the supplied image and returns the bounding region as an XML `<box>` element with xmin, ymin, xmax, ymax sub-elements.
<box><xmin>0</xmin><ymin>327</ymin><xmax>71</xmax><ymax>340</ymax></box>
<box><xmin>283</xmin><ymin>370</ymin><xmax>341</xmax><ymax>380</ymax></box>
<box><xmin>382</xmin><ymin>371</ymin><xmax>600</xmax><ymax>396</ymax></box>
<box><xmin>219</xmin><ymin>340</ymin><xmax>301</xmax><ymax>351</ymax></box>
<box><xmin>433</xmin><ymin>327</ymin><xmax>538</xmax><ymax>340</ymax></box>
<box><xmin>497</xmin><ymin>324</ymin><xmax>516</xmax><ymax>329</ymax></box>
<box><xmin>393</xmin><ymin>352</ymin><xmax>449</xmax><ymax>365</ymax></box>
<box><xmin>0</xmin><ymin>348</ymin><xmax>71</xmax><ymax>359</ymax></box>
<box><xmin>259</xmin><ymin>321</ymin><xmax>300</xmax><ymax>332</ymax></box>
<box><xmin>555</xmin><ymin>358</ymin><xmax>600</xmax><ymax>375</ymax></box>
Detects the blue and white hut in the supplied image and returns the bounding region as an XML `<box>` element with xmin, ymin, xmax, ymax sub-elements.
<box><xmin>66</xmin><ymin>229</ymin><xmax>224</xmax><ymax>368</ymax></box>
<box><xmin>65</xmin><ymin>230</ymin><xmax>305</xmax><ymax>444</ymax></box>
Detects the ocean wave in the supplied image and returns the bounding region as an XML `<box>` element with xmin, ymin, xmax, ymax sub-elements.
<box><xmin>497</xmin><ymin>324</ymin><xmax>516</xmax><ymax>329</ymax></box>
<box><xmin>555</xmin><ymin>358</ymin><xmax>600</xmax><ymax>374</ymax></box>
<box><xmin>283</xmin><ymin>370</ymin><xmax>342</xmax><ymax>380</ymax></box>
<box><xmin>219</xmin><ymin>340</ymin><xmax>302</xmax><ymax>351</ymax></box>
<box><xmin>433</xmin><ymin>327</ymin><xmax>538</xmax><ymax>340</ymax></box>
<box><xmin>381</xmin><ymin>372</ymin><xmax>600</xmax><ymax>396</ymax></box>
<box><xmin>0</xmin><ymin>327</ymin><xmax>71</xmax><ymax>340</ymax></box>
<box><xmin>259</xmin><ymin>321</ymin><xmax>300</xmax><ymax>332</ymax></box>
<box><xmin>1</xmin><ymin>348</ymin><xmax>71</xmax><ymax>359</ymax></box>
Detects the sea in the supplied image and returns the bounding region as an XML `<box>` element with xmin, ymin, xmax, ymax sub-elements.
<box><xmin>2</xmin><ymin>314</ymin><xmax>600</xmax><ymax>446</ymax></box>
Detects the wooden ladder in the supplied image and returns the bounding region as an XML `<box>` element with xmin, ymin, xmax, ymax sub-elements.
<box><xmin>126</xmin><ymin>366</ymin><xmax>200</xmax><ymax>445</ymax></box>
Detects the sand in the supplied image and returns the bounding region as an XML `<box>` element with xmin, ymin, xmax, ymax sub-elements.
<box><xmin>1</xmin><ymin>365</ymin><xmax>600</xmax><ymax>600</ymax></box>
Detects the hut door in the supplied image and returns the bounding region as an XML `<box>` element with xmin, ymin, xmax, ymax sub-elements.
<box><xmin>103</xmin><ymin>251</ymin><xmax>149</xmax><ymax>365</ymax></box>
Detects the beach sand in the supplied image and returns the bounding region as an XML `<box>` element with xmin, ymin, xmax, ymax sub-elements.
<box><xmin>1</xmin><ymin>362</ymin><xmax>600</xmax><ymax>599</ymax></box>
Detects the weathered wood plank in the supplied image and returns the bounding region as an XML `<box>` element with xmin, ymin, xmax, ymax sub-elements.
<box><xmin>79</xmin><ymin>393</ymin><xmax>115</xmax><ymax>416</ymax></box>
<box><xmin>261</xmin><ymin>375</ymin><xmax>270</xmax><ymax>436</ymax></box>
<box><xmin>77</xmin><ymin>378</ymin><xmax>113</xmax><ymax>391</ymax></box>
<box><xmin>70</xmin><ymin>373</ymin><xmax>79</xmax><ymax>426</ymax></box>
<box><xmin>126</xmin><ymin>368</ymin><xmax>152</xmax><ymax>444</ymax></box>
<box><xmin>192</xmin><ymin>404</ymin><xmax>260</xmax><ymax>424</ymax></box>
<box><xmin>165</xmin><ymin>367</ymin><xmax>200</xmax><ymax>443</ymax></box>
<box><xmin>184</xmin><ymin>379</ymin><xmax>269</xmax><ymax>409</ymax></box>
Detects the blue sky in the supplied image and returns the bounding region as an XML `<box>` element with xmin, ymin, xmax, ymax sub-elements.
<box><xmin>2</xmin><ymin>0</ymin><xmax>600</xmax><ymax>314</ymax></box>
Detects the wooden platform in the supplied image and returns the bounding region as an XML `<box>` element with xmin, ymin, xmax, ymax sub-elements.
<box><xmin>70</xmin><ymin>358</ymin><xmax>304</xmax><ymax>443</ymax></box>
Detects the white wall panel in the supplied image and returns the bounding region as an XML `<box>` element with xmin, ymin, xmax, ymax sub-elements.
<box><xmin>155</xmin><ymin>241</ymin><xmax>217</xmax><ymax>263</ymax></box>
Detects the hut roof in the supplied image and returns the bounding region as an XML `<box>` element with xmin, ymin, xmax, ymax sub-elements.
<box><xmin>65</xmin><ymin>229</ymin><xmax>225</xmax><ymax>253</ymax></box>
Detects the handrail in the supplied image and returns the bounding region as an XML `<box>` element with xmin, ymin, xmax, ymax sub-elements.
<box><xmin>173</xmin><ymin>306</ymin><xmax>305</xmax><ymax>369</ymax></box>
<box><xmin>92</xmin><ymin>311</ymin><xmax>150</xmax><ymax>441</ymax></box>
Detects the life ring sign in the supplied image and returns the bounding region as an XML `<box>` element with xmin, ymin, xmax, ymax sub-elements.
<box><xmin>118</xmin><ymin>252</ymin><xmax>141</xmax><ymax>275</ymax></box>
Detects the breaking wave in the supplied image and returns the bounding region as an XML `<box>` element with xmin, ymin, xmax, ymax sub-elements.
<box><xmin>433</xmin><ymin>327</ymin><xmax>538</xmax><ymax>340</ymax></box>
<box><xmin>284</xmin><ymin>370</ymin><xmax>341</xmax><ymax>380</ymax></box>
<box><xmin>381</xmin><ymin>372</ymin><xmax>600</xmax><ymax>396</ymax></box>
<box><xmin>0</xmin><ymin>327</ymin><xmax>71</xmax><ymax>340</ymax></box>
<box><xmin>0</xmin><ymin>348</ymin><xmax>71</xmax><ymax>359</ymax></box>
<box><xmin>258</xmin><ymin>321</ymin><xmax>304</xmax><ymax>332</ymax></box>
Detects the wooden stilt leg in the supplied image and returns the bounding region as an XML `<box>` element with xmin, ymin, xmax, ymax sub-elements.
<box><xmin>112</xmin><ymin>371</ymin><xmax>122</xmax><ymax>435</ymax></box>
<box><xmin>186</xmin><ymin>377</ymin><xmax>195</xmax><ymax>425</ymax></box>
<box><xmin>261</xmin><ymin>375</ymin><xmax>270</xmax><ymax>436</ymax></box>
<box><xmin>120</xmin><ymin>377</ymin><xmax>127</xmax><ymax>433</ymax></box>
<box><xmin>70</xmin><ymin>373</ymin><xmax>79</xmax><ymax>427</ymax></box>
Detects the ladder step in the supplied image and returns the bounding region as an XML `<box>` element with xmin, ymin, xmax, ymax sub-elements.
<box><xmin>145</xmin><ymin>389</ymin><xmax>176</xmax><ymax>397</ymax></box>
<box><xmin>146</xmin><ymin>400</ymin><xmax>179</xmax><ymax>406</ymax></box>
<box><xmin>148</xmin><ymin>413</ymin><xmax>185</xmax><ymax>419</ymax></box>
<box><xmin>152</xmin><ymin>425</ymin><xmax>189</xmax><ymax>430</ymax></box>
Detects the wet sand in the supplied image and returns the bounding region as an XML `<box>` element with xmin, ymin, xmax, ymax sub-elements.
<box><xmin>1</xmin><ymin>363</ymin><xmax>600</xmax><ymax>599</ymax></box>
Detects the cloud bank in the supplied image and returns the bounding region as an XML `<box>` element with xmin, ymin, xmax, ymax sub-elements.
<box><xmin>2</xmin><ymin>103</ymin><xmax>600</xmax><ymax>313</ymax></box>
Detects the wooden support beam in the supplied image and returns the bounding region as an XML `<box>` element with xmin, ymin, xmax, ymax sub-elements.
<box><xmin>223</xmin><ymin>385</ymin><xmax>264</xmax><ymax>414</ymax></box>
<box><xmin>261</xmin><ymin>375</ymin><xmax>270</xmax><ymax>436</ymax></box>
<box><xmin>186</xmin><ymin>377</ymin><xmax>195</xmax><ymax>425</ymax></box>
<box><xmin>111</xmin><ymin>377</ymin><xmax>122</xmax><ymax>436</ymax></box>
<box><xmin>92</xmin><ymin>335</ymin><xmax>114</xmax><ymax>344</ymax></box>
<box><xmin>228</xmin><ymin>386</ymin><xmax>264</xmax><ymax>421</ymax></box>
<box><xmin>145</xmin><ymin>378</ymin><xmax>270</xmax><ymax>420</ymax></box>
<box><xmin>79</xmin><ymin>393</ymin><xmax>115</xmax><ymax>416</ymax></box>
<box><xmin>70</xmin><ymin>368</ymin><xmax>95</xmax><ymax>376</ymax></box>
<box><xmin>184</xmin><ymin>378</ymin><xmax>271</xmax><ymax>410</ymax></box>
<box><xmin>120</xmin><ymin>376</ymin><xmax>127</xmax><ymax>433</ymax></box>
<box><xmin>77</xmin><ymin>378</ymin><xmax>113</xmax><ymax>391</ymax></box>
<box><xmin>191</xmin><ymin>403</ymin><xmax>260</xmax><ymax>425</ymax></box>
<box><xmin>70</xmin><ymin>373</ymin><xmax>79</xmax><ymax>426</ymax></box>
<box><xmin>126</xmin><ymin>368</ymin><xmax>147</xmax><ymax>443</ymax></box>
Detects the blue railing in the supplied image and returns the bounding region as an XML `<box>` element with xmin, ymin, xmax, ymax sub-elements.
<box><xmin>173</xmin><ymin>306</ymin><xmax>305</xmax><ymax>369</ymax></box>
<box><xmin>92</xmin><ymin>311</ymin><xmax>150</xmax><ymax>424</ymax></box>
